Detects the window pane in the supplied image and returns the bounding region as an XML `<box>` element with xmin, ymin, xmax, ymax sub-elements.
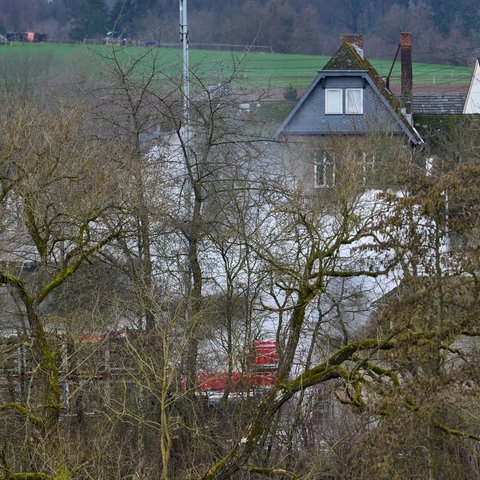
<box><xmin>325</xmin><ymin>89</ymin><xmax>342</xmax><ymax>114</ymax></box>
<box><xmin>346</xmin><ymin>89</ymin><xmax>363</xmax><ymax>114</ymax></box>
<box><xmin>315</xmin><ymin>151</ymin><xmax>335</xmax><ymax>187</ymax></box>
<box><xmin>361</xmin><ymin>151</ymin><xmax>375</xmax><ymax>186</ymax></box>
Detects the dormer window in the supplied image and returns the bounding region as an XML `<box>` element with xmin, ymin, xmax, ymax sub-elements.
<box><xmin>345</xmin><ymin>88</ymin><xmax>363</xmax><ymax>114</ymax></box>
<box><xmin>325</xmin><ymin>88</ymin><xmax>363</xmax><ymax>115</ymax></box>
<box><xmin>325</xmin><ymin>89</ymin><xmax>343</xmax><ymax>114</ymax></box>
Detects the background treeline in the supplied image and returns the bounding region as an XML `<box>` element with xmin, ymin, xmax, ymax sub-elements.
<box><xmin>0</xmin><ymin>0</ymin><xmax>479</xmax><ymax>65</ymax></box>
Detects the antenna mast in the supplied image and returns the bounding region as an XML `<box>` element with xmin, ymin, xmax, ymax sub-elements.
<box><xmin>179</xmin><ymin>0</ymin><xmax>191</xmax><ymax>219</ymax></box>
<box><xmin>179</xmin><ymin>0</ymin><xmax>190</xmax><ymax>133</ymax></box>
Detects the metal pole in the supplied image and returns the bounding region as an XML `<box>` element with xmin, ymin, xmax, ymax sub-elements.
<box><xmin>180</xmin><ymin>0</ymin><xmax>189</xmax><ymax>125</ymax></box>
<box><xmin>179</xmin><ymin>0</ymin><xmax>195</xmax><ymax>397</ymax></box>
<box><xmin>179</xmin><ymin>0</ymin><xmax>191</xmax><ymax>217</ymax></box>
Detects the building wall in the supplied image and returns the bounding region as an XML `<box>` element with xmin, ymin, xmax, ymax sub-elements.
<box><xmin>464</xmin><ymin>61</ymin><xmax>480</xmax><ymax>114</ymax></box>
<box><xmin>282</xmin><ymin>76</ymin><xmax>404</xmax><ymax>137</ymax></box>
<box><xmin>276</xmin><ymin>133</ymin><xmax>413</xmax><ymax>192</ymax></box>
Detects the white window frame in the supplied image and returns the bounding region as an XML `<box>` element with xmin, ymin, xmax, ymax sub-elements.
<box><xmin>325</xmin><ymin>89</ymin><xmax>343</xmax><ymax>114</ymax></box>
<box><xmin>314</xmin><ymin>151</ymin><xmax>335</xmax><ymax>188</ymax></box>
<box><xmin>345</xmin><ymin>88</ymin><xmax>363</xmax><ymax>114</ymax></box>
<box><xmin>361</xmin><ymin>151</ymin><xmax>375</xmax><ymax>186</ymax></box>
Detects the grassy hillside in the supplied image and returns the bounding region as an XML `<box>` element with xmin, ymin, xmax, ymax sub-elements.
<box><xmin>0</xmin><ymin>42</ymin><xmax>472</xmax><ymax>91</ymax></box>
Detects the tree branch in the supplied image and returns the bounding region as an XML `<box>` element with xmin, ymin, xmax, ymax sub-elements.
<box><xmin>435</xmin><ymin>423</ymin><xmax>480</xmax><ymax>442</ymax></box>
<box><xmin>245</xmin><ymin>465</ymin><xmax>300</xmax><ymax>479</ymax></box>
<box><xmin>0</xmin><ymin>474</ymin><xmax>52</xmax><ymax>480</ymax></box>
<box><xmin>0</xmin><ymin>403</ymin><xmax>42</xmax><ymax>424</ymax></box>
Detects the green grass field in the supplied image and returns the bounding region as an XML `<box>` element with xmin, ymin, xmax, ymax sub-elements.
<box><xmin>0</xmin><ymin>42</ymin><xmax>472</xmax><ymax>91</ymax></box>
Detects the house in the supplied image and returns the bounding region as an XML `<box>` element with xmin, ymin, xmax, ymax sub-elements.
<box><xmin>463</xmin><ymin>58</ymin><xmax>480</xmax><ymax>113</ymax></box>
<box><xmin>276</xmin><ymin>34</ymin><xmax>422</xmax><ymax>144</ymax></box>
<box><xmin>410</xmin><ymin>59</ymin><xmax>479</xmax><ymax>163</ymax></box>
<box><xmin>412</xmin><ymin>92</ymin><xmax>467</xmax><ymax>116</ymax></box>
<box><xmin>274</xmin><ymin>34</ymin><xmax>423</xmax><ymax>189</ymax></box>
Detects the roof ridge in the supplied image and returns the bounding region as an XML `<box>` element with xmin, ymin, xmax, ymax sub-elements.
<box><xmin>323</xmin><ymin>42</ymin><xmax>369</xmax><ymax>71</ymax></box>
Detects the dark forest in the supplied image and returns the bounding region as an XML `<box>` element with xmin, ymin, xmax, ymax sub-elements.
<box><xmin>0</xmin><ymin>0</ymin><xmax>478</xmax><ymax>64</ymax></box>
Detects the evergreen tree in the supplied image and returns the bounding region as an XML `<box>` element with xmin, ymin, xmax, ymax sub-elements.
<box><xmin>39</xmin><ymin>0</ymin><xmax>72</xmax><ymax>25</ymax></box>
<box><xmin>109</xmin><ymin>0</ymin><xmax>161</xmax><ymax>38</ymax></box>
<box><xmin>69</xmin><ymin>0</ymin><xmax>108</xmax><ymax>41</ymax></box>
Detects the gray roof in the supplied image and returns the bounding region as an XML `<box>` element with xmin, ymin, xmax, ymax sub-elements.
<box><xmin>275</xmin><ymin>42</ymin><xmax>423</xmax><ymax>145</ymax></box>
<box><xmin>411</xmin><ymin>93</ymin><xmax>467</xmax><ymax>115</ymax></box>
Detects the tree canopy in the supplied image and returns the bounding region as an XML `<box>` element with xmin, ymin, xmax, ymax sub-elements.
<box><xmin>0</xmin><ymin>0</ymin><xmax>478</xmax><ymax>64</ymax></box>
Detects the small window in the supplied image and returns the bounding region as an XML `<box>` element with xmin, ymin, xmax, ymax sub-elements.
<box><xmin>361</xmin><ymin>152</ymin><xmax>375</xmax><ymax>186</ymax></box>
<box><xmin>345</xmin><ymin>88</ymin><xmax>363</xmax><ymax>114</ymax></box>
<box><xmin>315</xmin><ymin>151</ymin><xmax>335</xmax><ymax>188</ymax></box>
<box><xmin>325</xmin><ymin>89</ymin><xmax>343</xmax><ymax>114</ymax></box>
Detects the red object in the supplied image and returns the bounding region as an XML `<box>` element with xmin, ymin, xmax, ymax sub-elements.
<box><xmin>252</xmin><ymin>341</ymin><xmax>278</xmax><ymax>366</ymax></box>
<box><xmin>195</xmin><ymin>371</ymin><xmax>276</xmax><ymax>393</ymax></box>
<box><xmin>197</xmin><ymin>372</ymin><xmax>244</xmax><ymax>391</ymax></box>
<box><xmin>193</xmin><ymin>342</ymin><xmax>279</xmax><ymax>394</ymax></box>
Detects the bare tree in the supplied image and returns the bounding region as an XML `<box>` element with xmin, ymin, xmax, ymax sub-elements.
<box><xmin>84</xmin><ymin>43</ymin><xmax>276</xmax><ymax>478</ymax></box>
<box><xmin>0</xmin><ymin>98</ymin><xmax>126</xmax><ymax>477</ymax></box>
<box><xmin>322</xmin><ymin>126</ymin><xmax>480</xmax><ymax>479</ymax></box>
<box><xmin>197</xmin><ymin>136</ymin><xmax>413</xmax><ymax>478</ymax></box>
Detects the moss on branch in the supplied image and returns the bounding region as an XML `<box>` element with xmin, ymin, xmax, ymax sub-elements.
<box><xmin>435</xmin><ymin>423</ymin><xmax>480</xmax><ymax>441</ymax></box>
<box><xmin>0</xmin><ymin>403</ymin><xmax>42</xmax><ymax>424</ymax></box>
<box><xmin>459</xmin><ymin>330</ymin><xmax>480</xmax><ymax>337</ymax></box>
<box><xmin>404</xmin><ymin>397</ymin><xmax>419</xmax><ymax>411</ymax></box>
<box><xmin>364</xmin><ymin>362</ymin><xmax>400</xmax><ymax>385</ymax></box>
<box><xmin>280</xmin><ymin>338</ymin><xmax>395</xmax><ymax>394</ymax></box>
<box><xmin>328</xmin><ymin>338</ymin><xmax>392</xmax><ymax>365</ymax></box>
<box><xmin>246</xmin><ymin>465</ymin><xmax>300</xmax><ymax>478</ymax></box>
<box><xmin>0</xmin><ymin>272</ymin><xmax>32</xmax><ymax>306</ymax></box>
<box><xmin>0</xmin><ymin>474</ymin><xmax>52</xmax><ymax>479</ymax></box>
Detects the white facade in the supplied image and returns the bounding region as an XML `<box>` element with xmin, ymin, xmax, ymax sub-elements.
<box><xmin>463</xmin><ymin>59</ymin><xmax>480</xmax><ymax>113</ymax></box>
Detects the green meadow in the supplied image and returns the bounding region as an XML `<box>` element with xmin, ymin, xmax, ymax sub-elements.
<box><xmin>0</xmin><ymin>42</ymin><xmax>472</xmax><ymax>90</ymax></box>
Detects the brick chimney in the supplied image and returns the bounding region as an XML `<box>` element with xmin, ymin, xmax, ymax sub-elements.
<box><xmin>400</xmin><ymin>32</ymin><xmax>413</xmax><ymax>119</ymax></box>
<box><xmin>340</xmin><ymin>34</ymin><xmax>364</xmax><ymax>58</ymax></box>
